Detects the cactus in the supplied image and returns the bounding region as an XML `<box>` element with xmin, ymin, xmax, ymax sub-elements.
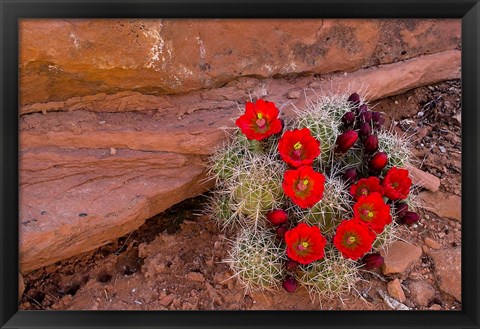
<box><xmin>225</xmin><ymin>228</ymin><xmax>287</xmax><ymax>292</ymax></box>
<box><xmin>377</xmin><ymin>129</ymin><xmax>414</xmax><ymax>173</ymax></box>
<box><xmin>291</xmin><ymin>171</ymin><xmax>352</xmax><ymax>235</ymax></box>
<box><xmin>297</xmin><ymin>247</ymin><xmax>360</xmax><ymax>299</ymax></box>
<box><xmin>293</xmin><ymin>95</ymin><xmax>347</xmax><ymax>169</ymax></box>
<box><xmin>204</xmin><ymin>190</ymin><xmax>238</xmax><ymax>231</ymax></box>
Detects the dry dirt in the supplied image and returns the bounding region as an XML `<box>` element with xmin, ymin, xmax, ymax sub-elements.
<box><xmin>19</xmin><ymin>80</ymin><xmax>462</xmax><ymax>311</ymax></box>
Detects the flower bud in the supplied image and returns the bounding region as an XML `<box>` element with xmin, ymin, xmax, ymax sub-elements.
<box><xmin>394</xmin><ymin>202</ymin><xmax>409</xmax><ymax>218</ymax></box>
<box><xmin>359</xmin><ymin>110</ymin><xmax>373</xmax><ymax>123</ymax></box>
<box><xmin>341</xmin><ymin>111</ymin><xmax>356</xmax><ymax>127</ymax></box>
<box><xmin>399</xmin><ymin>211</ymin><xmax>420</xmax><ymax>225</ymax></box>
<box><xmin>267</xmin><ymin>209</ymin><xmax>288</xmax><ymax>226</ymax></box>
<box><xmin>276</xmin><ymin>225</ymin><xmax>289</xmax><ymax>240</ymax></box>
<box><xmin>358</xmin><ymin>122</ymin><xmax>371</xmax><ymax>139</ymax></box>
<box><xmin>342</xmin><ymin>168</ymin><xmax>358</xmax><ymax>183</ymax></box>
<box><xmin>356</xmin><ymin>103</ymin><xmax>368</xmax><ymax>115</ymax></box>
<box><xmin>335</xmin><ymin>130</ymin><xmax>358</xmax><ymax>153</ymax></box>
<box><xmin>347</xmin><ymin>92</ymin><xmax>360</xmax><ymax>106</ymax></box>
<box><xmin>372</xmin><ymin>111</ymin><xmax>385</xmax><ymax>128</ymax></box>
<box><xmin>285</xmin><ymin>260</ymin><xmax>299</xmax><ymax>272</ymax></box>
<box><xmin>369</xmin><ymin>152</ymin><xmax>388</xmax><ymax>172</ymax></box>
<box><xmin>361</xmin><ymin>253</ymin><xmax>384</xmax><ymax>270</ymax></box>
<box><xmin>282</xmin><ymin>275</ymin><xmax>298</xmax><ymax>293</ymax></box>
<box><xmin>363</xmin><ymin>135</ymin><xmax>379</xmax><ymax>154</ymax></box>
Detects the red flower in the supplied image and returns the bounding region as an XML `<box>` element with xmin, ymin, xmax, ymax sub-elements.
<box><xmin>333</xmin><ymin>219</ymin><xmax>376</xmax><ymax>260</ymax></box>
<box><xmin>350</xmin><ymin>177</ymin><xmax>384</xmax><ymax>201</ymax></box>
<box><xmin>382</xmin><ymin>167</ymin><xmax>412</xmax><ymax>200</ymax></box>
<box><xmin>283</xmin><ymin>166</ymin><xmax>326</xmax><ymax>208</ymax></box>
<box><xmin>335</xmin><ymin>130</ymin><xmax>358</xmax><ymax>153</ymax></box>
<box><xmin>285</xmin><ymin>223</ymin><xmax>327</xmax><ymax>265</ymax></box>
<box><xmin>235</xmin><ymin>99</ymin><xmax>283</xmax><ymax>141</ymax></box>
<box><xmin>267</xmin><ymin>209</ymin><xmax>288</xmax><ymax>226</ymax></box>
<box><xmin>353</xmin><ymin>193</ymin><xmax>392</xmax><ymax>234</ymax></box>
<box><xmin>278</xmin><ymin>128</ymin><xmax>320</xmax><ymax>168</ymax></box>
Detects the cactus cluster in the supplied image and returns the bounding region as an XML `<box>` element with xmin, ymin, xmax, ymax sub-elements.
<box><xmin>206</xmin><ymin>92</ymin><xmax>421</xmax><ymax>303</ymax></box>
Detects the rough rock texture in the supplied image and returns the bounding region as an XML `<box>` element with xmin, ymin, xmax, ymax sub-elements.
<box><xmin>20</xmin><ymin>49</ymin><xmax>461</xmax><ymax>116</ymax></box>
<box><xmin>424</xmin><ymin>237</ymin><xmax>442</xmax><ymax>250</ymax></box>
<box><xmin>19</xmin><ymin>19</ymin><xmax>460</xmax><ymax>105</ymax></box>
<box><xmin>407</xmin><ymin>280</ymin><xmax>436</xmax><ymax>307</ymax></box>
<box><xmin>408</xmin><ymin>166</ymin><xmax>441</xmax><ymax>192</ymax></box>
<box><xmin>19</xmin><ymin>274</ymin><xmax>25</xmax><ymax>300</ymax></box>
<box><xmin>418</xmin><ymin>191</ymin><xmax>461</xmax><ymax>221</ymax></box>
<box><xmin>19</xmin><ymin>147</ymin><xmax>210</xmax><ymax>273</ymax></box>
<box><xmin>429</xmin><ymin>248</ymin><xmax>461</xmax><ymax>301</ymax></box>
<box><xmin>387</xmin><ymin>278</ymin><xmax>406</xmax><ymax>302</ymax></box>
<box><xmin>381</xmin><ymin>241</ymin><xmax>422</xmax><ymax>275</ymax></box>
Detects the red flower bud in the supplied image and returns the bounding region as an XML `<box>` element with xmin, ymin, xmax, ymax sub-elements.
<box><xmin>342</xmin><ymin>168</ymin><xmax>358</xmax><ymax>183</ymax></box>
<box><xmin>348</xmin><ymin>93</ymin><xmax>360</xmax><ymax>106</ymax></box>
<box><xmin>369</xmin><ymin>152</ymin><xmax>388</xmax><ymax>172</ymax></box>
<box><xmin>358</xmin><ymin>122</ymin><xmax>371</xmax><ymax>139</ymax></box>
<box><xmin>372</xmin><ymin>111</ymin><xmax>383</xmax><ymax>124</ymax></box>
<box><xmin>285</xmin><ymin>259</ymin><xmax>299</xmax><ymax>272</ymax></box>
<box><xmin>394</xmin><ymin>202</ymin><xmax>409</xmax><ymax>218</ymax></box>
<box><xmin>363</xmin><ymin>135</ymin><xmax>379</xmax><ymax>154</ymax></box>
<box><xmin>267</xmin><ymin>209</ymin><xmax>288</xmax><ymax>226</ymax></box>
<box><xmin>282</xmin><ymin>275</ymin><xmax>298</xmax><ymax>293</ymax></box>
<box><xmin>356</xmin><ymin>103</ymin><xmax>368</xmax><ymax>115</ymax></box>
<box><xmin>276</xmin><ymin>225</ymin><xmax>289</xmax><ymax>240</ymax></box>
<box><xmin>335</xmin><ymin>130</ymin><xmax>358</xmax><ymax>153</ymax></box>
<box><xmin>359</xmin><ymin>110</ymin><xmax>373</xmax><ymax>123</ymax></box>
<box><xmin>342</xmin><ymin>111</ymin><xmax>356</xmax><ymax>127</ymax></box>
<box><xmin>361</xmin><ymin>253</ymin><xmax>384</xmax><ymax>270</ymax></box>
<box><xmin>399</xmin><ymin>211</ymin><xmax>420</xmax><ymax>225</ymax></box>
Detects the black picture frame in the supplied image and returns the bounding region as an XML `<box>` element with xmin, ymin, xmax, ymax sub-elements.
<box><xmin>1</xmin><ymin>0</ymin><xmax>479</xmax><ymax>328</ymax></box>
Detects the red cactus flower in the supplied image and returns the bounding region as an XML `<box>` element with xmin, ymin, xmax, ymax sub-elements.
<box><xmin>361</xmin><ymin>252</ymin><xmax>384</xmax><ymax>270</ymax></box>
<box><xmin>335</xmin><ymin>130</ymin><xmax>358</xmax><ymax>153</ymax></box>
<box><xmin>350</xmin><ymin>177</ymin><xmax>384</xmax><ymax>201</ymax></box>
<box><xmin>278</xmin><ymin>128</ymin><xmax>320</xmax><ymax>168</ymax></box>
<box><xmin>282</xmin><ymin>275</ymin><xmax>298</xmax><ymax>293</ymax></box>
<box><xmin>283</xmin><ymin>166</ymin><xmax>326</xmax><ymax>209</ymax></box>
<box><xmin>235</xmin><ymin>99</ymin><xmax>283</xmax><ymax>141</ymax></box>
<box><xmin>267</xmin><ymin>209</ymin><xmax>288</xmax><ymax>226</ymax></box>
<box><xmin>382</xmin><ymin>167</ymin><xmax>412</xmax><ymax>200</ymax></box>
<box><xmin>333</xmin><ymin>219</ymin><xmax>377</xmax><ymax>260</ymax></box>
<box><xmin>353</xmin><ymin>193</ymin><xmax>392</xmax><ymax>234</ymax></box>
<box><xmin>285</xmin><ymin>223</ymin><xmax>327</xmax><ymax>265</ymax></box>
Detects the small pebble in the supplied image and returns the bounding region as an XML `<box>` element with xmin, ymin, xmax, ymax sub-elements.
<box><xmin>439</xmin><ymin>146</ymin><xmax>446</xmax><ymax>153</ymax></box>
<box><xmin>99</xmin><ymin>120</ymin><xmax>106</xmax><ymax>125</ymax></box>
<box><xmin>110</xmin><ymin>148</ymin><xmax>117</xmax><ymax>156</ymax></box>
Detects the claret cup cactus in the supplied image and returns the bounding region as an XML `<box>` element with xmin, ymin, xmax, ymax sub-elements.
<box><xmin>207</xmin><ymin>93</ymin><xmax>420</xmax><ymax>301</ymax></box>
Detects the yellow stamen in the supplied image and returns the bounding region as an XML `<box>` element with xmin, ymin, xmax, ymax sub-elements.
<box><xmin>257</xmin><ymin>113</ymin><xmax>263</xmax><ymax>120</ymax></box>
<box><xmin>303</xmin><ymin>179</ymin><xmax>309</xmax><ymax>186</ymax></box>
<box><xmin>294</xmin><ymin>141</ymin><xmax>302</xmax><ymax>150</ymax></box>
<box><xmin>367</xmin><ymin>211</ymin><xmax>374</xmax><ymax>218</ymax></box>
<box><xmin>348</xmin><ymin>236</ymin><xmax>356</xmax><ymax>244</ymax></box>
<box><xmin>302</xmin><ymin>241</ymin><xmax>309</xmax><ymax>248</ymax></box>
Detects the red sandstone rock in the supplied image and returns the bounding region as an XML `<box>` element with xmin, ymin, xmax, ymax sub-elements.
<box><xmin>408</xmin><ymin>166</ymin><xmax>441</xmax><ymax>192</ymax></box>
<box><xmin>380</xmin><ymin>241</ymin><xmax>422</xmax><ymax>275</ymax></box>
<box><xmin>407</xmin><ymin>280</ymin><xmax>436</xmax><ymax>307</ymax></box>
<box><xmin>418</xmin><ymin>191</ymin><xmax>461</xmax><ymax>221</ymax></box>
<box><xmin>387</xmin><ymin>278</ymin><xmax>406</xmax><ymax>303</ymax></box>
<box><xmin>19</xmin><ymin>147</ymin><xmax>211</xmax><ymax>273</ymax></box>
<box><xmin>19</xmin><ymin>19</ymin><xmax>460</xmax><ymax>105</ymax></box>
<box><xmin>428</xmin><ymin>248</ymin><xmax>461</xmax><ymax>301</ymax></box>
<box><xmin>20</xmin><ymin>50</ymin><xmax>461</xmax><ymax>116</ymax></box>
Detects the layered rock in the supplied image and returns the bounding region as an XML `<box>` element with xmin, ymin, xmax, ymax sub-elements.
<box><xmin>20</xmin><ymin>19</ymin><xmax>460</xmax><ymax>105</ymax></box>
